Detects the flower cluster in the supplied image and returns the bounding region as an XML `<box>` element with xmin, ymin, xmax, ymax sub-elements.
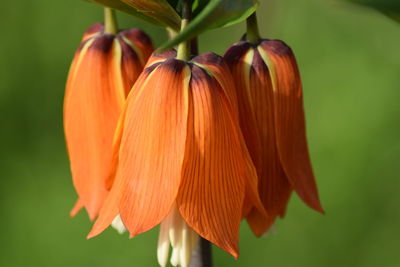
<box><xmin>64</xmin><ymin>8</ymin><xmax>323</xmax><ymax>267</ymax></box>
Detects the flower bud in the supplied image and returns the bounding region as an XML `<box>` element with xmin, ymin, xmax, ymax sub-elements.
<box><xmin>224</xmin><ymin>39</ymin><xmax>323</xmax><ymax>236</ymax></box>
<box><xmin>64</xmin><ymin>23</ymin><xmax>153</xmax><ymax>220</ymax></box>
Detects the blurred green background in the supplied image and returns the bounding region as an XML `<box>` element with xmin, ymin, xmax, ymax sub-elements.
<box><xmin>1</xmin><ymin>0</ymin><xmax>399</xmax><ymax>266</ymax></box>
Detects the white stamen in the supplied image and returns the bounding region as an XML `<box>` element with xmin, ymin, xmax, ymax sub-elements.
<box><xmin>157</xmin><ymin>205</ymin><xmax>199</xmax><ymax>267</ymax></box>
<box><xmin>111</xmin><ymin>214</ymin><xmax>127</xmax><ymax>234</ymax></box>
<box><xmin>169</xmin><ymin>208</ymin><xmax>183</xmax><ymax>247</ymax></box>
<box><xmin>170</xmin><ymin>246</ymin><xmax>181</xmax><ymax>266</ymax></box>
<box><xmin>157</xmin><ymin>222</ymin><xmax>170</xmax><ymax>267</ymax></box>
<box><xmin>180</xmin><ymin>224</ymin><xmax>191</xmax><ymax>267</ymax></box>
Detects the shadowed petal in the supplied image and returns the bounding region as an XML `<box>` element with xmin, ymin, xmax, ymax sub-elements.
<box><xmin>119</xmin><ymin>28</ymin><xmax>154</xmax><ymax>65</ymax></box>
<box><xmin>245</xmin><ymin>49</ymin><xmax>293</xmax><ymax>236</ymax></box>
<box><xmin>224</xmin><ymin>44</ymin><xmax>293</xmax><ymax>236</ymax></box>
<box><xmin>194</xmin><ymin>53</ymin><xmax>266</xmax><ymax>220</ymax></box>
<box><xmin>116</xmin><ymin>37</ymin><xmax>144</xmax><ymax>97</ymax></box>
<box><xmin>223</xmin><ymin>46</ymin><xmax>263</xmax><ymax>187</ymax></box>
<box><xmin>118</xmin><ymin>29</ymin><xmax>154</xmax><ymax>96</ymax></box>
<box><xmin>259</xmin><ymin>40</ymin><xmax>323</xmax><ymax>213</ymax></box>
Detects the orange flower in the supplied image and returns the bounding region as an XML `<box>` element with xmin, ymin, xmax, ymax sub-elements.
<box><xmin>87</xmin><ymin>51</ymin><xmax>266</xmax><ymax>265</ymax></box>
<box><xmin>64</xmin><ymin>23</ymin><xmax>153</xmax><ymax>220</ymax></box>
<box><xmin>224</xmin><ymin>39</ymin><xmax>324</xmax><ymax>236</ymax></box>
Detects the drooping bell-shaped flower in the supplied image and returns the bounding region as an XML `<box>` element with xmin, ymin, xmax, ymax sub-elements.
<box><xmin>64</xmin><ymin>23</ymin><xmax>153</xmax><ymax>220</ymax></box>
<box><xmin>224</xmin><ymin>39</ymin><xmax>323</xmax><ymax>236</ymax></box>
<box><xmin>87</xmin><ymin>51</ymin><xmax>266</xmax><ymax>266</ymax></box>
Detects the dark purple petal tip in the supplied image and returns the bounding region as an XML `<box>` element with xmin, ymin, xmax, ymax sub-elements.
<box><xmin>223</xmin><ymin>41</ymin><xmax>252</xmax><ymax>63</ymax></box>
<box><xmin>192</xmin><ymin>52</ymin><xmax>223</xmax><ymax>66</ymax></box>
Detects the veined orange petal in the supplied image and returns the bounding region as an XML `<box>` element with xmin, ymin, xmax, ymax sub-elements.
<box><xmin>88</xmin><ymin>66</ymin><xmax>158</xmax><ymax>238</ymax></box>
<box><xmin>225</xmin><ymin>42</ymin><xmax>292</xmax><ymax>236</ymax></box>
<box><xmin>120</xmin><ymin>60</ymin><xmax>190</xmax><ymax>236</ymax></box>
<box><xmin>89</xmin><ymin>59</ymin><xmax>190</xmax><ymax>238</ymax></box>
<box><xmin>176</xmin><ymin>60</ymin><xmax>260</xmax><ymax>258</ymax></box>
<box><xmin>259</xmin><ymin>40</ymin><xmax>323</xmax><ymax>213</ymax></box>
<box><xmin>103</xmin><ymin>65</ymin><xmax>157</xmax><ymax>192</ymax></box>
<box><xmin>251</xmin><ymin>49</ymin><xmax>293</xmax><ymax>217</ymax></box>
<box><xmin>223</xmin><ymin>44</ymin><xmax>262</xmax><ymax>220</ymax></box>
<box><xmin>64</xmin><ymin>35</ymin><xmax>123</xmax><ymax>220</ymax></box>
<box><xmin>88</xmin><ymin>68</ymin><xmax>143</xmax><ymax>232</ymax></box>
<box><xmin>106</xmin><ymin>50</ymin><xmax>172</xmax><ymax>193</ymax></box>
<box><xmin>66</xmin><ymin>26</ymin><xmax>153</xmax><ymax>220</ymax></box>
<box><xmin>66</xmin><ymin>38</ymin><xmax>91</xmax><ymax>218</ymax></box>
<box><xmin>247</xmin><ymin>48</ymin><xmax>292</xmax><ymax>236</ymax></box>
<box><xmin>223</xmin><ymin>43</ymin><xmax>263</xmax><ymax>187</ymax></box>
<box><xmin>103</xmin><ymin>51</ymin><xmax>172</xmax><ymax>193</ymax></box>
<box><xmin>194</xmin><ymin>52</ymin><xmax>266</xmax><ymax>220</ymax></box>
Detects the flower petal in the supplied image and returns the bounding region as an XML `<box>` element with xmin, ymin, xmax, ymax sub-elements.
<box><xmin>120</xmin><ymin>60</ymin><xmax>191</xmax><ymax>236</ymax></box>
<box><xmin>115</xmin><ymin>37</ymin><xmax>144</xmax><ymax>98</ymax></box>
<box><xmin>193</xmin><ymin>52</ymin><xmax>239</xmax><ymax>114</ymax></box>
<box><xmin>176</xmin><ymin>64</ymin><xmax>258</xmax><ymax>258</ymax></box>
<box><xmin>224</xmin><ymin>44</ymin><xmax>293</xmax><ymax>236</ymax></box>
<box><xmin>70</xmin><ymin>199</ymin><xmax>84</xmax><ymax>217</ymax></box>
<box><xmin>117</xmin><ymin>29</ymin><xmax>154</xmax><ymax>96</ymax></box>
<box><xmin>64</xmin><ymin>35</ymin><xmax>123</xmax><ymax>220</ymax></box>
<box><xmin>247</xmin><ymin>49</ymin><xmax>293</xmax><ymax>236</ymax></box>
<box><xmin>89</xmin><ymin>59</ymin><xmax>190</xmax><ymax>238</ymax></box>
<box><xmin>194</xmin><ymin>53</ymin><xmax>266</xmax><ymax>220</ymax></box>
<box><xmin>259</xmin><ymin>40</ymin><xmax>323</xmax><ymax>213</ymax></box>
<box><xmin>119</xmin><ymin>29</ymin><xmax>154</xmax><ymax>65</ymax></box>
<box><xmin>223</xmin><ymin>45</ymin><xmax>262</xmax><ymax>183</ymax></box>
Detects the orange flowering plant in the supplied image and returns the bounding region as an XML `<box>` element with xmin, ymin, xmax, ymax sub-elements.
<box><xmin>64</xmin><ymin>1</ymin><xmax>323</xmax><ymax>266</ymax></box>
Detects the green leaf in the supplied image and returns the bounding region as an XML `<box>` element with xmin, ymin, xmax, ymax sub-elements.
<box><xmin>121</xmin><ymin>0</ymin><xmax>181</xmax><ymax>30</ymax></box>
<box><xmin>344</xmin><ymin>0</ymin><xmax>400</xmax><ymax>22</ymax></box>
<box><xmin>159</xmin><ymin>0</ymin><xmax>259</xmax><ymax>51</ymax></box>
<box><xmin>87</xmin><ymin>0</ymin><xmax>162</xmax><ymax>26</ymax></box>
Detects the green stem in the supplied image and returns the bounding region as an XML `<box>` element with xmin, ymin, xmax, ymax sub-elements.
<box><xmin>246</xmin><ymin>12</ymin><xmax>261</xmax><ymax>44</ymax></box>
<box><xmin>104</xmin><ymin>8</ymin><xmax>118</xmax><ymax>34</ymax></box>
<box><xmin>176</xmin><ymin>0</ymin><xmax>191</xmax><ymax>61</ymax></box>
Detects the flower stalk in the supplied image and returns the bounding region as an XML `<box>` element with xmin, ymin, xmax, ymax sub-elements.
<box><xmin>246</xmin><ymin>12</ymin><xmax>261</xmax><ymax>44</ymax></box>
<box><xmin>176</xmin><ymin>0</ymin><xmax>192</xmax><ymax>61</ymax></box>
<box><xmin>104</xmin><ymin>8</ymin><xmax>118</xmax><ymax>34</ymax></box>
<box><xmin>190</xmin><ymin>238</ymin><xmax>213</xmax><ymax>267</ymax></box>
